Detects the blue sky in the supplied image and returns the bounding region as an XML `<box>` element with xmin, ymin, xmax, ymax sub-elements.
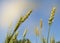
<box><xmin>0</xmin><ymin>0</ymin><xmax>60</xmax><ymax>43</ymax></box>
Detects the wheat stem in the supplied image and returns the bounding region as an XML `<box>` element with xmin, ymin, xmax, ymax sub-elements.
<box><xmin>47</xmin><ymin>24</ymin><xmax>51</xmax><ymax>43</ymax></box>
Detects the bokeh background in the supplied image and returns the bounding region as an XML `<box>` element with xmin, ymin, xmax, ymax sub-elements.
<box><xmin>0</xmin><ymin>0</ymin><xmax>60</xmax><ymax>43</ymax></box>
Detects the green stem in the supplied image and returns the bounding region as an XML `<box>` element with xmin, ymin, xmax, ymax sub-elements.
<box><xmin>47</xmin><ymin>24</ymin><xmax>51</xmax><ymax>43</ymax></box>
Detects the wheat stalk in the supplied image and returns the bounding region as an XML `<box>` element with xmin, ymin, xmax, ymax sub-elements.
<box><xmin>34</xmin><ymin>27</ymin><xmax>39</xmax><ymax>43</ymax></box>
<box><xmin>9</xmin><ymin>31</ymin><xmax>19</xmax><ymax>43</ymax></box>
<box><xmin>39</xmin><ymin>18</ymin><xmax>43</xmax><ymax>36</ymax></box>
<box><xmin>47</xmin><ymin>7</ymin><xmax>56</xmax><ymax>43</ymax></box>
<box><xmin>40</xmin><ymin>18</ymin><xmax>43</xmax><ymax>43</ymax></box>
<box><xmin>7</xmin><ymin>9</ymin><xmax>32</xmax><ymax>43</ymax></box>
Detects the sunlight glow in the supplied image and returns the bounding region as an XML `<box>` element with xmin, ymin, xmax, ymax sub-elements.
<box><xmin>1</xmin><ymin>1</ymin><xmax>27</xmax><ymax>27</ymax></box>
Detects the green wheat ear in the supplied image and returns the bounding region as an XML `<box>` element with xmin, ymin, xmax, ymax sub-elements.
<box><xmin>14</xmin><ymin>9</ymin><xmax>32</xmax><ymax>33</ymax></box>
<box><xmin>48</xmin><ymin>7</ymin><xmax>56</xmax><ymax>25</ymax></box>
<box><xmin>11</xmin><ymin>9</ymin><xmax>32</xmax><ymax>40</ymax></box>
<box><xmin>47</xmin><ymin>7</ymin><xmax>56</xmax><ymax>43</ymax></box>
<box><xmin>5</xmin><ymin>9</ymin><xmax>32</xmax><ymax>43</ymax></box>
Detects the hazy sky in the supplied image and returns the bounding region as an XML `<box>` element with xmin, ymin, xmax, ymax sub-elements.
<box><xmin>0</xmin><ymin>0</ymin><xmax>60</xmax><ymax>43</ymax></box>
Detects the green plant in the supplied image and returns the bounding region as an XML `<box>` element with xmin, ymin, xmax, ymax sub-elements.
<box><xmin>4</xmin><ymin>7</ymin><xmax>58</xmax><ymax>43</ymax></box>
<box><xmin>47</xmin><ymin>7</ymin><xmax>56</xmax><ymax>43</ymax></box>
<box><xmin>5</xmin><ymin>9</ymin><xmax>32</xmax><ymax>43</ymax></box>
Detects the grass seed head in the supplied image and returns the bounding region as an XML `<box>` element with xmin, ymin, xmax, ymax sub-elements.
<box><xmin>21</xmin><ymin>9</ymin><xmax>32</xmax><ymax>22</ymax></box>
<box><xmin>48</xmin><ymin>7</ymin><xmax>56</xmax><ymax>24</ymax></box>
<box><xmin>40</xmin><ymin>18</ymin><xmax>43</xmax><ymax>29</ymax></box>
<box><xmin>34</xmin><ymin>27</ymin><xmax>39</xmax><ymax>36</ymax></box>
<box><xmin>14</xmin><ymin>9</ymin><xmax>32</xmax><ymax>33</ymax></box>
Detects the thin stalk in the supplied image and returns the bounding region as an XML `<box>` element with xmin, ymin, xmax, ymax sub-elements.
<box><xmin>47</xmin><ymin>24</ymin><xmax>51</xmax><ymax>43</ymax></box>
<box><xmin>39</xmin><ymin>28</ymin><xmax>42</xmax><ymax>43</ymax></box>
